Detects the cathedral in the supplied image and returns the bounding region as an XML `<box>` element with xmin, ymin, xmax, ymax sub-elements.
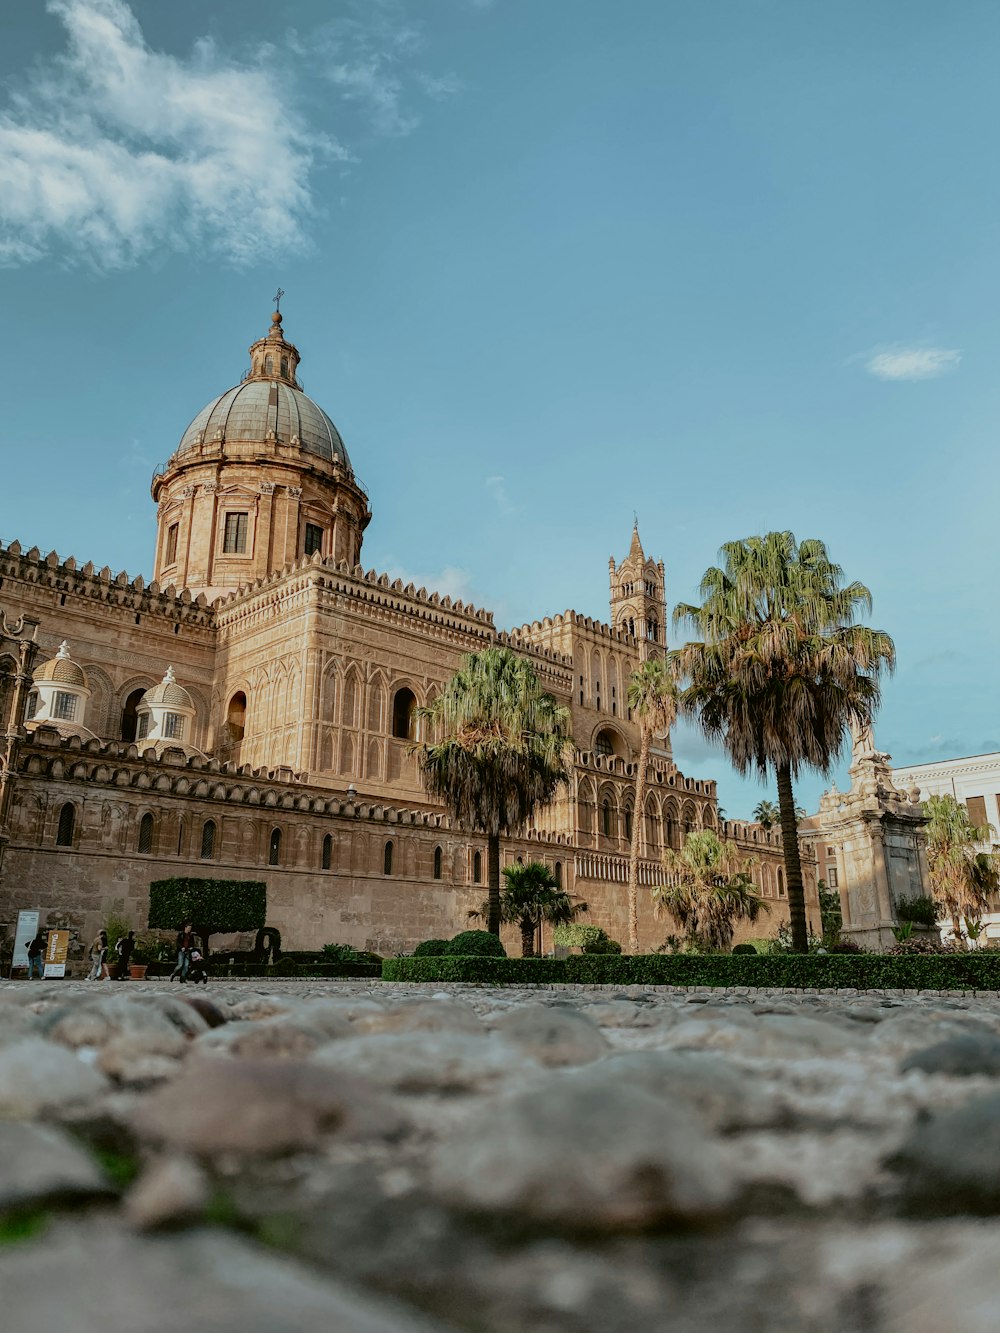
<box><xmin>0</xmin><ymin>308</ymin><xmax>818</xmax><ymax>956</ymax></box>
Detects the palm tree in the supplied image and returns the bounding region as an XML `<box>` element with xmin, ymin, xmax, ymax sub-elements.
<box><xmin>670</xmin><ymin>532</ymin><xmax>895</xmax><ymax>953</ymax></box>
<box><xmin>924</xmin><ymin>794</ymin><xmax>1000</xmax><ymax>944</ymax></box>
<box><xmin>753</xmin><ymin>799</ymin><xmax>780</xmax><ymax>830</ymax></box>
<box><xmin>417</xmin><ymin>647</ymin><xmax>573</xmax><ymax>935</ymax></box>
<box><xmin>472</xmin><ymin>861</ymin><xmax>587</xmax><ymax>956</ymax></box>
<box><xmin>625</xmin><ymin>657</ymin><xmax>679</xmax><ymax>954</ymax></box>
<box><xmin>653</xmin><ymin>829</ymin><xmax>768</xmax><ymax>951</ymax></box>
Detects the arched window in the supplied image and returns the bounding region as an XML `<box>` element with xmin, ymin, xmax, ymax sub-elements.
<box><xmin>472</xmin><ymin>850</ymin><xmax>482</xmax><ymax>884</ymax></box>
<box><xmin>391</xmin><ymin>687</ymin><xmax>417</xmax><ymax>740</ymax></box>
<box><xmin>268</xmin><ymin>827</ymin><xmax>282</xmax><ymax>866</ymax></box>
<box><xmin>624</xmin><ymin>807</ymin><xmax>634</xmax><ymax>841</ymax></box>
<box><xmin>322</xmin><ymin>833</ymin><xmax>332</xmax><ymax>870</ymax></box>
<box><xmin>226</xmin><ymin>692</ymin><xmax>246</xmax><ymax>743</ymax></box>
<box><xmin>601</xmin><ymin>799</ymin><xmax>612</xmax><ymax>837</ymax></box>
<box><xmin>777</xmin><ymin>867</ymin><xmax>785</xmax><ymax>897</ymax></box>
<box><xmin>56</xmin><ymin>803</ymin><xmax>75</xmax><ymax>847</ymax></box>
<box><xmin>433</xmin><ymin>846</ymin><xmax>443</xmax><ymax>880</ymax></box>
<box><xmin>280</xmin><ymin>356</ymin><xmax>289</xmax><ymax>378</ymax></box>
<box><xmin>120</xmin><ymin>687</ymin><xmax>146</xmax><ymax>742</ymax></box>
<box><xmin>383</xmin><ymin>840</ymin><xmax>394</xmax><ymax>875</ymax></box>
<box><xmin>200</xmin><ymin>820</ymin><xmax>216</xmax><ymax>860</ymax></box>
<box><xmin>176</xmin><ymin>818</ymin><xmax>186</xmax><ymax>856</ymax></box>
<box><xmin>137</xmin><ymin>812</ymin><xmax>154</xmax><ymax>855</ymax></box>
<box><xmin>554</xmin><ymin>860</ymin><xmax>562</xmax><ymax>888</ymax></box>
<box><xmin>264</xmin><ymin>354</ymin><xmax>273</xmax><ymax>374</ymax></box>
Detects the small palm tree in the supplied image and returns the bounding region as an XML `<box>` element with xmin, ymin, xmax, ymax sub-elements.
<box><xmin>753</xmin><ymin>799</ymin><xmax>780</xmax><ymax>830</ymax></box>
<box><xmin>472</xmin><ymin>861</ymin><xmax>587</xmax><ymax>956</ymax></box>
<box><xmin>924</xmin><ymin>794</ymin><xmax>1000</xmax><ymax>944</ymax></box>
<box><xmin>417</xmin><ymin>647</ymin><xmax>573</xmax><ymax>936</ymax></box>
<box><xmin>670</xmin><ymin>532</ymin><xmax>894</xmax><ymax>952</ymax></box>
<box><xmin>653</xmin><ymin>829</ymin><xmax>768</xmax><ymax>951</ymax></box>
<box><xmin>625</xmin><ymin>657</ymin><xmax>679</xmax><ymax>954</ymax></box>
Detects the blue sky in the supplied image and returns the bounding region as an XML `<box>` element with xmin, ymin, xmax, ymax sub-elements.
<box><xmin>1</xmin><ymin>0</ymin><xmax>997</xmax><ymax>819</ymax></box>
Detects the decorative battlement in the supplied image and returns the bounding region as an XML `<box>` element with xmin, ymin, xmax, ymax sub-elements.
<box><xmin>576</xmin><ymin>748</ymin><xmax>712</xmax><ymax>795</ymax></box>
<box><xmin>0</xmin><ymin>539</ymin><xmax>215</xmax><ymax>629</ymax></box>
<box><xmin>511</xmin><ymin>609</ymin><xmax>636</xmax><ymax>649</ymax></box>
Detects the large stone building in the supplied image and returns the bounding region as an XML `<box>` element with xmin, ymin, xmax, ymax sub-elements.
<box><xmin>0</xmin><ymin>308</ymin><xmax>818</xmax><ymax>958</ymax></box>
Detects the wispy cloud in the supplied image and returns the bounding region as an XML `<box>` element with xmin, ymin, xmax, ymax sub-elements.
<box><xmin>486</xmin><ymin>475</ymin><xmax>520</xmax><ymax>515</ymax></box>
<box><xmin>380</xmin><ymin>560</ymin><xmax>476</xmax><ymax>602</ymax></box>
<box><xmin>863</xmin><ymin>345</ymin><xmax>962</xmax><ymax>381</ymax></box>
<box><xmin>0</xmin><ymin>0</ymin><xmax>468</xmax><ymax>270</ymax></box>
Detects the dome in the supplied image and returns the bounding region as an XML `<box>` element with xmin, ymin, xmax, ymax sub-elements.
<box><xmin>141</xmin><ymin>667</ymin><xmax>194</xmax><ymax>711</ymax></box>
<box><xmin>176</xmin><ymin>379</ymin><xmax>352</xmax><ymax>469</ymax></box>
<box><xmin>34</xmin><ymin>642</ymin><xmax>87</xmax><ymax>687</ymax></box>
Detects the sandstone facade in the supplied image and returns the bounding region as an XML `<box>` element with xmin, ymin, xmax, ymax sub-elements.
<box><xmin>0</xmin><ymin>309</ymin><xmax>819</xmax><ymax>956</ymax></box>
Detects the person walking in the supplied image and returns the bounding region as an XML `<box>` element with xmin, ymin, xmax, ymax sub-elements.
<box><xmin>169</xmin><ymin>920</ymin><xmax>196</xmax><ymax>983</ymax></box>
<box><xmin>115</xmin><ymin>930</ymin><xmax>136</xmax><ymax>978</ymax></box>
<box><xmin>25</xmin><ymin>931</ymin><xmax>46</xmax><ymax>980</ymax></box>
<box><xmin>87</xmin><ymin>929</ymin><xmax>109</xmax><ymax>981</ymax></box>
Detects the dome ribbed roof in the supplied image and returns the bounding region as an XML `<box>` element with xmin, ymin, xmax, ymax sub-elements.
<box><xmin>34</xmin><ymin>643</ymin><xmax>87</xmax><ymax>687</ymax></box>
<box><xmin>177</xmin><ymin>380</ymin><xmax>351</xmax><ymax>468</ymax></box>
<box><xmin>141</xmin><ymin>667</ymin><xmax>194</xmax><ymax>710</ymax></box>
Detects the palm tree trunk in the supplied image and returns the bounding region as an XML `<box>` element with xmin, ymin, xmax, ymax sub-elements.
<box><xmin>776</xmin><ymin>762</ymin><xmax>808</xmax><ymax>953</ymax></box>
<box><xmin>626</xmin><ymin>728</ymin><xmax>651</xmax><ymax>955</ymax></box>
<box><xmin>520</xmin><ymin>918</ymin><xmax>535</xmax><ymax>957</ymax></box>
<box><xmin>487</xmin><ymin>834</ymin><xmax>501</xmax><ymax>936</ymax></box>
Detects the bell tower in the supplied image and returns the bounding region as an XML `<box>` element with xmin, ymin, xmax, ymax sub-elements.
<box><xmin>609</xmin><ymin>522</ymin><xmax>667</xmax><ymax>659</ymax></box>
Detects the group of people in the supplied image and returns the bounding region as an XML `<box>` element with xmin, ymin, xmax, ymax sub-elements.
<box><xmin>21</xmin><ymin>920</ymin><xmax>208</xmax><ymax>982</ymax></box>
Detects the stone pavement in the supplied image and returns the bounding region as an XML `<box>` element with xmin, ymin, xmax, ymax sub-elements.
<box><xmin>1</xmin><ymin>978</ymin><xmax>999</xmax><ymax>1331</ymax></box>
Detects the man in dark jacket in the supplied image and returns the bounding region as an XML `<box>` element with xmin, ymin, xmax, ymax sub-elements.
<box><xmin>25</xmin><ymin>932</ymin><xmax>46</xmax><ymax>980</ymax></box>
<box><xmin>115</xmin><ymin>930</ymin><xmax>136</xmax><ymax>978</ymax></box>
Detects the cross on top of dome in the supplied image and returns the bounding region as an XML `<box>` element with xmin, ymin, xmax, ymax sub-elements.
<box><xmin>247</xmin><ymin>296</ymin><xmax>300</xmax><ymax>388</ymax></box>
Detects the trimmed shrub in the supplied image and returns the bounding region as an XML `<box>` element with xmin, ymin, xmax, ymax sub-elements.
<box><xmin>381</xmin><ymin>952</ymin><xmax>1000</xmax><ymax>990</ymax></box>
<box><xmin>148</xmin><ymin>878</ymin><xmax>266</xmax><ymax>953</ymax></box>
<box><xmin>829</xmin><ymin>940</ymin><xmax>863</xmax><ymax>954</ymax></box>
<box><xmin>269</xmin><ymin>955</ymin><xmax>299</xmax><ymax>976</ymax></box>
<box><xmin>413</xmin><ymin>939</ymin><xmax>451</xmax><ymax>958</ymax></box>
<box><xmin>445</xmin><ymin>930</ymin><xmax>507</xmax><ymax>958</ymax></box>
<box><xmin>895</xmin><ymin>896</ymin><xmax>939</xmax><ymax>928</ymax></box>
<box><xmin>552</xmin><ymin>923</ymin><xmax>622</xmax><ymax>954</ymax></box>
<box><xmin>731</xmin><ymin>943</ymin><xmax>757</xmax><ymax>955</ymax></box>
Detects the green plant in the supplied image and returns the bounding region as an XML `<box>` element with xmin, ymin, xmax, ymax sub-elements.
<box><xmin>818</xmin><ymin>881</ymin><xmax>843</xmax><ymax>945</ymax></box>
<box><xmin>382</xmin><ymin>951</ymin><xmax>1000</xmax><ymax>990</ymax></box>
<box><xmin>924</xmin><ymin>794</ymin><xmax>1000</xmax><ymax>943</ymax></box>
<box><xmin>582</xmin><ymin>929</ymin><xmax>622</xmax><ymax>954</ymax></box>
<box><xmin>732</xmin><ymin>943</ymin><xmax>757</xmax><ymax>954</ymax></box>
<box><xmin>445</xmin><ymin>929</ymin><xmax>507</xmax><ymax>957</ymax></box>
<box><xmin>626</xmin><ymin>654</ymin><xmax>680</xmax><ymax>952</ymax></box>
<box><xmin>472</xmin><ymin>861</ymin><xmax>587</xmax><ymax>957</ymax></box>
<box><xmin>269</xmin><ymin>955</ymin><xmax>299</xmax><ymax>976</ymax></box>
<box><xmin>653</xmin><ymin>830</ymin><xmax>769</xmax><ymax>951</ymax></box>
<box><xmin>103</xmin><ymin>910</ymin><xmax>132</xmax><ymax>954</ymax></box>
<box><xmin>892</xmin><ymin>920</ymin><xmax>914</xmax><ymax>943</ymax></box>
<box><xmin>147</xmin><ymin>878</ymin><xmax>266</xmax><ymax>954</ymax></box>
<box><xmin>896</xmin><ymin>895</ymin><xmax>938</xmax><ymax>928</ymax></box>
<box><xmin>320</xmin><ymin>942</ymin><xmax>363</xmax><ymax>963</ymax></box>
<box><xmin>670</xmin><ymin>532</ymin><xmax>895</xmax><ymax>952</ymax></box>
<box><xmin>412</xmin><ymin>938</ymin><xmax>451</xmax><ymax>957</ymax></box>
<box><xmin>416</xmin><ymin>646</ymin><xmax>572</xmax><ymax>935</ymax></box>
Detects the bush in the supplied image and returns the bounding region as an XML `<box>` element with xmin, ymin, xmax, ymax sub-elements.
<box><xmin>320</xmin><ymin>942</ymin><xmax>363</xmax><ymax>963</ymax></box>
<box><xmin>148</xmin><ymin>878</ymin><xmax>267</xmax><ymax>952</ymax></box>
<box><xmin>829</xmin><ymin>940</ymin><xmax>863</xmax><ymax>954</ymax></box>
<box><xmin>886</xmin><ymin>935</ymin><xmax>956</xmax><ymax>956</ymax></box>
<box><xmin>445</xmin><ymin>930</ymin><xmax>507</xmax><ymax>957</ymax></box>
<box><xmin>381</xmin><ymin>952</ymin><xmax>1000</xmax><ymax>990</ymax></box>
<box><xmin>269</xmin><ymin>955</ymin><xmax>299</xmax><ymax>976</ymax></box>
<box><xmin>732</xmin><ymin>943</ymin><xmax>757</xmax><ymax>955</ymax></box>
<box><xmin>552</xmin><ymin>923</ymin><xmax>622</xmax><ymax>954</ymax></box>
<box><xmin>413</xmin><ymin>939</ymin><xmax>451</xmax><ymax>958</ymax></box>
<box><xmin>896</xmin><ymin>895</ymin><xmax>939</xmax><ymax>928</ymax></box>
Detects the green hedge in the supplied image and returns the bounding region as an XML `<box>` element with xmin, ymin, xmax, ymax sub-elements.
<box><xmin>148</xmin><ymin>960</ymin><xmax>380</xmax><ymax>979</ymax></box>
<box><xmin>148</xmin><ymin>878</ymin><xmax>267</xmax><ymax>943</ymax></box>
<box><xmin>381</xmin><ymin>953</ymin><xmax>1000</xmax><ymax>989</ymax></box>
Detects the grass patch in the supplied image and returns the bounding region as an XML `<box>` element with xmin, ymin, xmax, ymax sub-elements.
<box><xmin>0</xmin><ymin>1209</ymin><xmax>50</xmax><ymax>1246</ymax></box>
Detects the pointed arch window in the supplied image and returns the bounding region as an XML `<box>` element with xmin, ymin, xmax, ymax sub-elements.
<box><xmin>56</xmin><ymin>803</ymin><xmax>75</xmax><ymax>847</ymax></box>
<box><xmin>391</xmin><ymin>688</ymin><xmax>417</xmax><ymax>740</ymax></box>
<box><xmin>601</xmin><ymin>799</ymin><xmax>612</xmax><ymax>837</ymax></box>
<box><xmin>472</xmin><ymin>850</ymin><xmax>482</xmax><ymax>884</ymax></box>
<box><xmin>137</xmin><ymin>812</ymin><xmax>154</xmax><ymax>855</ymax></box>
<box><xmin>383</xmin><ymin>840</ymin><xmax>394</xmax><ymax>876</ymax></box>
<box><xmin>268</xmin><ymin>827</ymin><xmax>282</xmax><ymax>866</ymax></box>
<box><xmin>322</xmin><ymin>833</ymin><xmax>333</xmax><ymax>871</ymax></box>
<box><xmin>200</xmin><ymin>820</ymin><xmax>216</xmax><ymax>860</ymax></box>
<box><xmin>554</xmin><ymin>860</ymin><xmax>563</xmax><ymax>888</ymax></box>
<box><xmin>433</xmin><ymin>846</ymin><xmax>443</xmax><ymax>880</ymax></box>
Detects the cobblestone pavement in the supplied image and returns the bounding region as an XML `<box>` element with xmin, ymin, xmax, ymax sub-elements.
<box><xmin>1</xmin><ymin>977</ymin><xmax>999</xmax><ymax>1331</ymax></box>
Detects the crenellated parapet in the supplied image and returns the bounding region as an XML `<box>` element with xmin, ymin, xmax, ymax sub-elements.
<box><xmin>511</xmin><ymin>609</ymin><xmax>636</xmax><ymax>649</ymax></box>
<box><xmin>0</xmin><ymin>539</ymin><xmax>215</xmax><ymax>629</ymax></box>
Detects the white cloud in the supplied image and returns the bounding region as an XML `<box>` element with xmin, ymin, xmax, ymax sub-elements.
<box><xmin>381</xmin><ymin>560</ymin><xmax>476</xmax><ymax>603</ymax></box>
<box><xmin>864</xmin><ymin>345</ymin><xmax>962</xmax><ymax>381</ymax></box>
<box><xmin>0</xmin><ymin>0</ymin><xmax>334</xmax><ymax>270</ymax></box>
<box><xmin>486</xmin><ymin>475</ymin><xmax>520</xmax><ymax>515</ymax></box>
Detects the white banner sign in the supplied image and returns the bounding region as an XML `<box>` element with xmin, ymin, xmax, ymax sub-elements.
<box><xmin>12</xmin><ymin>909</ymin><xmax>39</xmax><ymax>971</ymax></box>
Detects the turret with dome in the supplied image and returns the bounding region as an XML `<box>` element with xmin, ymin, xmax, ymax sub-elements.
<box><xmin>151</xmin><ymin>305</ymin><xmax>370</xmax><ymax>600</ymax></box>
